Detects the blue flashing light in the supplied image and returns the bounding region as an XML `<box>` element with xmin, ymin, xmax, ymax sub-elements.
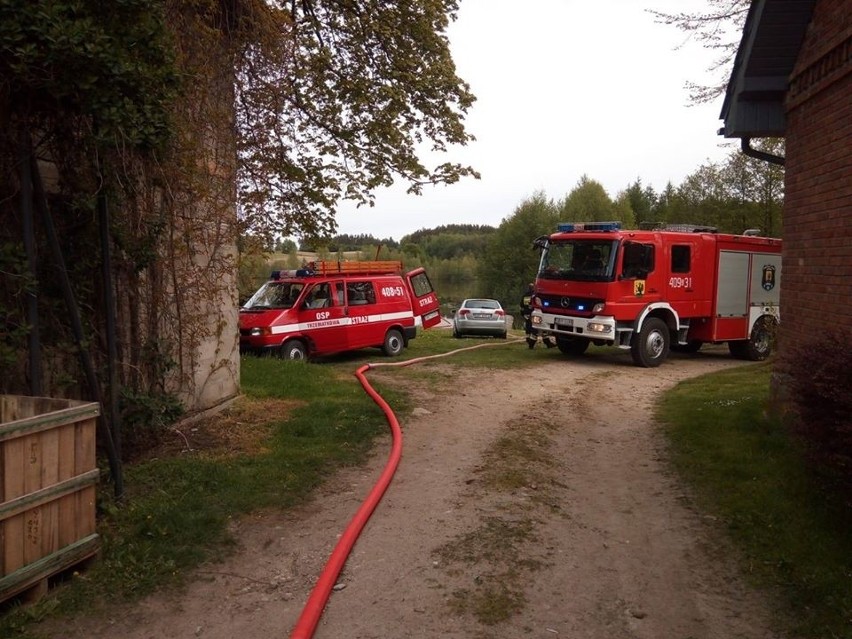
<box><xmin>270</xmin><ymin>270</ymin><xmax>281</xmax><ymax>279</ymax></box>
<box><xmin>556</xmin><ymin>221</ymin><xmax>621</xmax><ymax>233</ymax></box>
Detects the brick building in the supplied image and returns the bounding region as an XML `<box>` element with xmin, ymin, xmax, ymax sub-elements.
<box><xmin>720</xmin><ymin>0</ymin><xmax>851</xmax><ymax>372</ymax></box>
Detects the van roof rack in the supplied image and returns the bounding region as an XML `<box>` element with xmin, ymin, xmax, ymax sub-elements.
<box><xmin>305</xmin><ymin>260</ymin><xmax>403</xmax><ymax>276</ymax></box>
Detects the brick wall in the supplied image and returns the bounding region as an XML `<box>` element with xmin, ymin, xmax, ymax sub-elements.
<box><xmin>782</xmin><ymin>0</ymin><xmax>852</xmax><ymax>360</ymax></box>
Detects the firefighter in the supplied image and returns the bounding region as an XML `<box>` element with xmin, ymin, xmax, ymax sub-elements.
<box><xmin>520</xmin><ymin>283</ymin><xmax>555</xmax><ymax>349</ymax></box>
<box><xmin>521</xmin><ymin>283</ymin><xmax>536</xmax><ymax>348</ymax></box>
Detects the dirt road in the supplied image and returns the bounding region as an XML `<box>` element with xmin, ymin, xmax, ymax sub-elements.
<box><xmin>51</xmin><ymin>346</ymin><xmax>784</xmax><ymax>639</ymax></box>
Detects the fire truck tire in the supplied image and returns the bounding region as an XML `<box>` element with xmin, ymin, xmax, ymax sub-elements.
<box><xmin>280</xmin><ymin>339</ymin><xmax>308</xmax><ymax>361</ymax></box>
<box><xmin>728</xmin><ymin>316</ymin><xmax>774</xmax><ymax>361</ymax></box>
<box><xmin>630</xmin><ymin>317</ymin><xmax>670</xmax><ymax>367</ymax></box>
<box><xmin>382</xmin><ymin>329</ymin><xmax>405</xmax><ymax>357</ymax></box>
<box><xmin>556</xmin><ymin>336</ymin><xmax>590</xmax><ymax>355</ymax></box>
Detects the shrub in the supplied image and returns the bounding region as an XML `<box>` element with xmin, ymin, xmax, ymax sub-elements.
<box><xmin>784</xmin><ymin>329</ymin><xmax>852</xmax><ymax>500</ymax></box>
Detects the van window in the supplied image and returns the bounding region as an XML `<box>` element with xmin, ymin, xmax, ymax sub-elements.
<box><xmin>409</xmin><ymin>271</ymin><xmax>435</xmax><ymax>297</ymax></box>
<box><xmin>671</xmin><ymin>245</ymin><xmax>691</xmax><ymax>273</ymax></box>
<box><xmin>347</xmin><ymin>281</ymin><xmax>375</xmax><ymax>305</ymax></box>
<box><xmin>303</xmin><ymin>283</ymin><xmax>332</xmax><ymax>309</ymax></box>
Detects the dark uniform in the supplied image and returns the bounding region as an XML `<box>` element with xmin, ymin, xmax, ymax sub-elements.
<box><xmin>521</xmin><ymin>283</ymin><xmax>555</xmax><ymax>349</ymax></box>
<box><xmin>520</xmin><ymin>283</ymin><xmax>536</xmax><ymax>348</ymax></box>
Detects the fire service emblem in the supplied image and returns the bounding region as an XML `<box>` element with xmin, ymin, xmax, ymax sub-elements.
<box><xmin>762</xmin><ymin>265</ymin><xmax>776</xmax><ymax>291</ymax></box>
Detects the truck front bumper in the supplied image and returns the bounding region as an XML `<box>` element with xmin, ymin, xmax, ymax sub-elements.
<box><xmin>531</xmin><ymin>310</ymin><xmax>617</xmax><ymax>343</ymax></box>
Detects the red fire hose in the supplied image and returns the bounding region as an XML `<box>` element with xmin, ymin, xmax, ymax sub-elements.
<box><xmin>288</xmin><ymin>340</ymin><xmax>520</xmax><ymax>639</ymax></box>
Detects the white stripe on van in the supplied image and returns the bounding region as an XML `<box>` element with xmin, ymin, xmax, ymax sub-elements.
<box><xmin>268</xmin><ymin>310</ymin><xmax>414</xmax><ymax>336</ymax></box>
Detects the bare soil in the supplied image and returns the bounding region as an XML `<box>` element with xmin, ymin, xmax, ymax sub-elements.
<box><xmin>48</xmin><ymin>344</ymin><xmax>786</xmax><ymax>639</ymax></box>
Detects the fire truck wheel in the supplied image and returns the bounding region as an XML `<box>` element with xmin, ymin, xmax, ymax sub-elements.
<box><xmin>729</xmin><ymin>316</ymin><xmax>774</xmax><ymax>361</ymax></box>
<box><xmin>630</xmin><ymin>317</ymin><xmax>670</xmax><ymax>368</ymax></box>
<box><xmin>382</xmin><ymin>329</ymin><xmax>405</xmax><ymax>357</ymax></box>
<box><xmin>556</xmin><ymin>336</ymin><xmax>590</xmax><ymax>355</ymax></box>
<box><xmin>280</xmin><ymin>340</ymin><xmax>308</xmax><ymax>361</ymax></box>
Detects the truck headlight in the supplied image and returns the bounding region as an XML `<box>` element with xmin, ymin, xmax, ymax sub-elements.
<box><xmin>532</xmin><ymin>315</ymin><xmax>542</xmax><ymax>325</ymax></box>
<box><xmin>592</xmin><ymin>303</ymin><xmax>605</xmax><ymax>313</ymax></box>
<box><xmin>587</xmin><ymin>322</ymin><xmax>612</xmax><ymax>334</ymax></box>
<box><xmin>250</xmin><ymin>328</ymin><xmax>264</xmax><ymax>336</ymax></box>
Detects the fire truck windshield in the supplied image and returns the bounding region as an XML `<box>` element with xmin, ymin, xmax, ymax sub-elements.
<box><xmin>242</xmin><ymin>281</ymin><xmax>305</xmax><ymax>310</ymax></box>
<box><xmin>538</xmin><ymin>239</ymin><xmax>617</xmax><ymax>281</ymax></box>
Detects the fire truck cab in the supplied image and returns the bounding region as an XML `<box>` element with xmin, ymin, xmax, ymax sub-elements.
<box><xmin>240</xmin><ymin>260</ymin><xmax>441</xmax><ymax>360</ymax></box>
<box><xmin>530</xmin><ymin>222</ymin><xmax>782</xmax><ymax>367</ymax></box>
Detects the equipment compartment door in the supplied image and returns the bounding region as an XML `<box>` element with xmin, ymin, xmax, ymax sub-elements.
<box><xmin>406</xmin><ymin>268</ymin><xmax>442</xmax><ymax>328</ymax></box>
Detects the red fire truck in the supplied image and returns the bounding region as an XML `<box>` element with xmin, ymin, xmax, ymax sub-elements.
<box><xmin>530</xmin><ymin>222</ymin><xmax>781</xmax><ymax>367</ymax></box>
<box><xmin>240</xmin><ymin>260</ymin><xmax>441</xmax><ymax>359</ymax></box>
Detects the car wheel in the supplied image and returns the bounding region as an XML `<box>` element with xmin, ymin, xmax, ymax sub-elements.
<box><xmin>382</xmin><ymin>329</ymin><xmax>405</xmax><ymax>356</ymax></box>
<box><xmin>556</xmin><ymin>336</ymin><xmax>589</xmax><ymax>355</ymax></box>
<box><xmin>280</xmin><ymin>339</ymin><xmax>308</xmax><ymax>361</ymax></box>
<box><xmin>499</xmin><ymin>332</ymin><xmax>507</xmax><ymax>339</ymax></box>
<box><xmin>630</xmin><ymin>317</ymin><xmax>670</xmax><ymax>367</ymax></box>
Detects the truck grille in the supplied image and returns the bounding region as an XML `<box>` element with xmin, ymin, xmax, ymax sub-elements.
<box><xmin>538</xmin><ymin>294</ymin><xmax>602</xmax><ymax>315</ymax></box>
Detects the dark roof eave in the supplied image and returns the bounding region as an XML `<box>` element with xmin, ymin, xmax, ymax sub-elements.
<box><xmin>719</xmin><ymin>0</ymin><xmax>816</xmax><ymax>139</ymax></box>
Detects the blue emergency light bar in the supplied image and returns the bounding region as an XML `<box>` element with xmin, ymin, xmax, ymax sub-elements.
<box><xmin>556</xmin><ymin>221</ymin><xmax>621</xmax><ymax>233</ymax></box>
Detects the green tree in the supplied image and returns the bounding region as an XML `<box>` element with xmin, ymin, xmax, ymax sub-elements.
<box><xmin>477</xmin><ymin>192</ymin><xmax>558</xmax><ymax>309</ymax></box>
<box><xmin>623</xmin><ymin>179</ymin><xmax>658</xmax><ymax>228</ymax></box>
<box><xmin>557</xmin><ymin>175</ymin><xmax>618</xmax><ymax>223</ymax></box>
<box><xmin>236</xmin><ymin>1</ymin><xmax>478</xmax><ymax>240</ymax></box>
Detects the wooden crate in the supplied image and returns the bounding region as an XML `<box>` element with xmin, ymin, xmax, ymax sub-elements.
<box><xmin>0</xmin><ymin>395</ymin><xmax>101</xmax><ymax>604</ymax></box>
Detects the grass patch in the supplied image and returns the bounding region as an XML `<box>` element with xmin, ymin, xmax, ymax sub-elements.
<box><xmin>658</xmin><ymin>362</ymin><xmax>852</xmax><ymax>639</ymax></box>
<box><xmin>1</xmin><ymin>356</ymin><xmax>393</xmax><ymax>636</ymax></box>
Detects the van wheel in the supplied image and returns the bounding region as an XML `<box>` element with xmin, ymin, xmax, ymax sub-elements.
<box><xmin>630</xmin><ymin>318</ymin><xmax>669</xmax><ymax>368</ymax></box>
<box><xmin>280</xmin><ymin>340</ymin><xmax>308</xmax><ymax>361</ymax></box>
<box><xmin>556</xmin><ymin>337</ymin><xmax>589</xmax><ymax>355</ymax></box>
<box><xmin>729</xmin><ymin>317</ymin><xmax>775</xmax><ymax>361</ymax></box>
<box><xmin>382</xmin><ymin>329</ymin><xmax>405</xmax><ymax>357</ymax></box>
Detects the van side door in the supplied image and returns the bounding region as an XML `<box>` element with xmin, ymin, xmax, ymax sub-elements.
<box><xmin>298</xmin><ymin>280</ymin><xmax>347</xmax><ymax>353</ymax></box>
<box><xmin>406</xmin><ymin>268</ymin><xmax>442</xmax><ymax>329</ymax></box>
<box><xmin>343</xmin><ymin>279</ymin><xmax>383</xmax><ymax>350</ymax></box>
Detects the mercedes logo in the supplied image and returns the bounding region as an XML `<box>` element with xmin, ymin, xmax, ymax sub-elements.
<box><xmin>560</xmin><ymin>297</ymin><xmax>571</xmax><ymax>308</ymax></box>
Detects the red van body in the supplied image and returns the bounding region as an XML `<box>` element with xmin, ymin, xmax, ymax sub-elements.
<box><xmin>239</xmin><ymin>261</ymin><xmax>441</xmax><ymax>359</ymax></box>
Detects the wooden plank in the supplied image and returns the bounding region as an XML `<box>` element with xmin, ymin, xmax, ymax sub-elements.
<box><xmin>58</xmin><ymin>423</ymin><xmax>77</xmax><ymax>548</ymax></box>
<box><xmin>0</xmin><ymin>470</ymin><xmax>99</xmax><ymax>523</ymax></box>
<box><xmin>0</xmin><ymin>402</ymin><xmax>100</xmax><ymax>443</ymax></box>
<box><xmin>0</xmin><ymin>533</ymin><xmax>99</xmax><ymax>604</ymax></box>
<box><xmin>2</xmin><ymin>436</ymin><xmax>25</xmax><ymax>575</ymax></box>
<box><xmin>41</xmin><ymin>425</ymin><xmax>60</xmax><ymax>558</ymax></box>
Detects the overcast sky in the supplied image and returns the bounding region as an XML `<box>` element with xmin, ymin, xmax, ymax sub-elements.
<box><xmin>335</xmin><ymin>0</ymin><xmax>738</xmax><ymax>242</ymax></box>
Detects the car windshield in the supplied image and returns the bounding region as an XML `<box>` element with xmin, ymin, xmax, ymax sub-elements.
<box><xmin>242</xmin><ymin>281</ymin><xmax>304</xmax><ymax>310</ymax></box>
<box><xmin>464</xmin><ymin>299</ymin><xmax>500</xmax><ymax>310</ymax></box>
<box><xmin>538</xmin><ymin>239</ymin><xmax>618</xmax><ymax>282</ymax></box>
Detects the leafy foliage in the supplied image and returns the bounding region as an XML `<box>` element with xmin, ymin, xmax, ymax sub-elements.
<box><xmin>235</xmin><ymin>0</ymin><xmax>478</xmax><ymax>240</ymax></box>
<box><xmin>0</xmin><ymin>0</ymin><xmax>179</xmax><ymax>150</ymax></box>
<box><xmin>477</xmin><ymin>192</ymin><xmax>559</xmax><ymax>309</ymax></box>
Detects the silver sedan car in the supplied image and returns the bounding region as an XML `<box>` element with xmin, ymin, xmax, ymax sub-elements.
<box><xmin>452</xmin><ymin>298</ymin><xmax>508</xmax><ymax>339</ymax></box>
